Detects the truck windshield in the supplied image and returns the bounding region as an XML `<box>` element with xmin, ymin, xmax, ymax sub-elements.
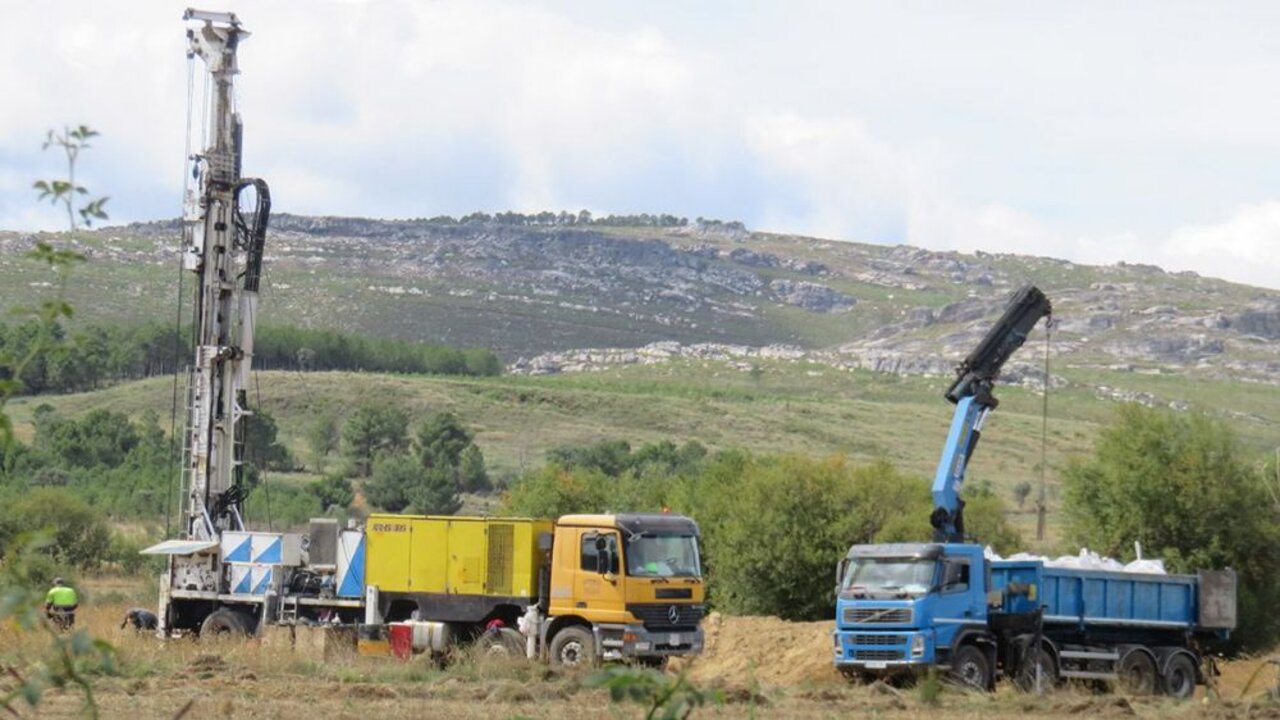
<box><xmin>626</xmin><ymin>534</ymin><xmax>701</xmax><ymax>578</ymax></box>
<box><xmin>842</xmin><ymin>557</ymin><xmax>935</xmax><ymax>597</ymax></box>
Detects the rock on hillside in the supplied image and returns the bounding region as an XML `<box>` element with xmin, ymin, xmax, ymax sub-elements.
<box><xmin>1</xmin><ymin>215</ymin><xmax>1277</xmax><ymax>387</ymax></box>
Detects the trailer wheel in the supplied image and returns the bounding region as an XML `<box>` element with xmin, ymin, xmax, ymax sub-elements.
<box><xmin>1161</xmin><ymin>654</ymin><xmax>1196</xmax><ymax>699</ymax></box>
<box><xmin>549</xmin><ymin>626</ymin><xmax>597</xmax><ymax>668</ymax></box>
<box><xmin>950</xmin><ymin>644</ymin><xmax>992</xmax><ymax>691</ymax></box>
<box><xmin>1118</xmin><ymin>650</ymin><xmax>1157</xmax><ymax>696</ymax></box>
<box><xmin>199</xmin><ymin>608</ymin><xmax>251</xmax><ymax>638</ymax></box>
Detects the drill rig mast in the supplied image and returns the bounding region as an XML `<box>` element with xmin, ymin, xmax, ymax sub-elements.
<box><xmin>180</xmin><ymin>8</ymin><xmax>270</xmax><ymax>541</ymax></box>
<box><xmin>929</xmin><ymin>284</ymin><xmax>1051</xmax><ymax>543</ymax></box>
<box><xmin>144</xmin><ymin>10</ymin><xmax>271</xmax><ymax>635</ymax></box>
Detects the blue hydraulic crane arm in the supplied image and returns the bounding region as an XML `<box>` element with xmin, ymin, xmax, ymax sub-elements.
<box><xmin>929</xmin><ymin>284</ymin><xmax>1051</xmax><ymax>542</ymax></box>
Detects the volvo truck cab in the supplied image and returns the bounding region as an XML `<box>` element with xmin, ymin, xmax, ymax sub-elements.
<box><xmin>834</xmin><ymin>543</ymin><xmax>990</xmax><ymax>681</ymax></box>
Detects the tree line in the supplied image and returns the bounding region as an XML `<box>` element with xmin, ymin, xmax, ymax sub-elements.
<box><xmin>0</xmin><ymin>320</ymin><xmax>502</xmax><ymax>396</ymax></box>
<box><xmin>413</xmin><ymin>210</ymin><xmax>746</xmax><ymax>231</ymax></box>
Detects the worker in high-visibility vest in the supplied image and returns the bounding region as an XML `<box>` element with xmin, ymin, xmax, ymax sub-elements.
<box><xmin>45</xmin><ymin>577</ymin><xmax>79</xmax><ymax>629</ymax></box>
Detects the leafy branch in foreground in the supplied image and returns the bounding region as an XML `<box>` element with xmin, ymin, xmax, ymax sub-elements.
<box><xmin>0</xmin><ymin>126</ymin><xmax>101</xmax><ymax>717</ymax></box>
<box><xmin>32</xmin><ymin>125</ymin><xmax>109</xmax><ymax>229</ymax></box>
<box><xmin>586</xmin><ymin>665</ymin><xmax>722</xmax><ymax>720</ymax></box>
<box><xmin>0</xmin><ymin>534</ymin><xmax>116</xmax><ymax>719</ymax></box>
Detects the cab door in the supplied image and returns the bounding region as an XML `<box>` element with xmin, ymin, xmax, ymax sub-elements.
<box><xmin>931</xmin><ymin>551</ymin><xmax>986</xmax><ymax>649</ymax></box>
<box><xmin>572</xmin><ymin>528</ymin><xmax>628</xmax><ymax>623</ymax></box>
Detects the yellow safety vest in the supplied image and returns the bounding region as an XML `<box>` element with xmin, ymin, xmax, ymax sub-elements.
<box><xmin>46</xmin><ymin>586</ymin><xmax>78</xmax><ymax>608</ymax></box>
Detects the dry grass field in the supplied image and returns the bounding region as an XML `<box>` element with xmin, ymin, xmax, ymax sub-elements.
<box><xmin>5</xmin><ymin>577</ymin><xmax>1277</xmax><ymax>720</ymax></box>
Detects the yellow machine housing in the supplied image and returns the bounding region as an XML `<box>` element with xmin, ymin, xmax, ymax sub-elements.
<box><xmin>365</xmin><ymin>514</ymin><xmax>552</xmax><ymax>599</ymax></box>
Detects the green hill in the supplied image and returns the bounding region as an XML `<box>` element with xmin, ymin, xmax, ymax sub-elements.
<box><xmin>9</xmin><ymin>357</ymin><xmax>1278</xmax><ymax>547</ymax></box>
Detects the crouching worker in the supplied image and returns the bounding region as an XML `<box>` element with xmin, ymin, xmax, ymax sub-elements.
<box><xmin>45</xmin><ymin>577</ymin><xmax>79</xmax><ymax>630</ymax></box>
<box><xmin>121</xmin><ymin>607</ymin><xmax>158</xmax><ymax>632</ymax></box>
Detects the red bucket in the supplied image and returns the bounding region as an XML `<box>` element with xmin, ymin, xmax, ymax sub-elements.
<box><xmin>388</xmin><ymin>623</ymin><xmax>413</xmax><ymax>660</ymax></box>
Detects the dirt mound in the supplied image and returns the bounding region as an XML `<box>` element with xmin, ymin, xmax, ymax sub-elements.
<box><xmin>676</xmin><ymin>612</ymin><xmax>839</xmax><ymax>688</ymax></box>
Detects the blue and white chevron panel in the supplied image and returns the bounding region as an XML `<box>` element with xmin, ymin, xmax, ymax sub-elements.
<box><xmin>221</xmin><ymin>532</ymin><xmax>302</xmax><ymax>566</ymax></box>
<box><xmin>229</xmin><ymin>563</ymin><xmax>275</xmax><ymax>595</ymax></box>
<box><xmin>336</xmin><ymin>530</ymin><xmax>366</xmax><ymax>599</ymax></box>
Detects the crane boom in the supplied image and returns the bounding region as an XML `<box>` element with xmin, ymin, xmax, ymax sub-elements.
<box><xmin>929</xmin><ymin>285</ymin><xmax>1051</xmax><ymax>542</ymax></box>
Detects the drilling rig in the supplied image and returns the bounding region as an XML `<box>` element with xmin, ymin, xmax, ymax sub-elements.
<box><xmin>143</xmin><ymin>8</ymin><xmax>274</xmax><ymax>635</ymax></box>
<box><xmin>137</xmin><ymin>12</ymin><xmax>710</xmax><ymax>661</ymax></box>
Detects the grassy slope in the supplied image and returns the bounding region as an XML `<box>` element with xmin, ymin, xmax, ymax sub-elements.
<box><xmin>12</xmin><ymin>357</ymin><xmax>1279</xmax><ymax>550</ymax></box>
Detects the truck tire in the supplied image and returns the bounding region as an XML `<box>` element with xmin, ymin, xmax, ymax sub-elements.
<box><xmin>1118</xmin><ymin>650</ymin><xmax>1157</xmax><ymax>696</ymax></box>
<box><xmin>549</xmin><ymin>626</ymin><xmax>597</xmax><ymax>668</ymax></box>
<box><xmin>1161</xmin><ymin>654</ymin><xmax>1197</xmax><ymax>699</ymax></box>
<box><xmin>199</xmin><ymin>608</ymin><xmax>251</xmax><ymax>637</ymax></box>
<box><xmin>1014</xmin><ymin>646</ymin><xmax>1058</xmax><ymax>692</ymax></box>
<box><xmin>478</xmin><ymin>627</ymin><xmax>526</xmax><ymax>657</ymax></box>
<box><xmin>949</xmin><ymin>644</ymin><xmax>992</xmax><ymax>691</ymax></box>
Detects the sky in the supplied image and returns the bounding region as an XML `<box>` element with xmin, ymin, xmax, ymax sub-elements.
<box><xmin>4</xmin><ymin>0</ymin><xmax>1279</xmax><ymax>288</ymax></box>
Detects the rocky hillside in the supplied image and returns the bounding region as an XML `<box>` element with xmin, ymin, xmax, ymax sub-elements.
<box><xmin>2</xmin><ymin>215</ymin><xmax>1278</xmax><ymax>389</ymax></box>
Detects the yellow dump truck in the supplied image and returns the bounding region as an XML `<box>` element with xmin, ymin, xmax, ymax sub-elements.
<box><xmin>362</xmin><ymin>512</ymin><xmax>705</xmax><ymax>666</ymax></box>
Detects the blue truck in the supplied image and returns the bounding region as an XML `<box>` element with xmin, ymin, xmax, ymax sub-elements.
<box><xmin>834</xmin><ymin>542</ymin><xmax>1236</xmax><ymax>696</ymax></box>
<box><xmin>833</xmin><ymin>286</ymin><xmax>1237</xmax><ymax>696</ymax></box>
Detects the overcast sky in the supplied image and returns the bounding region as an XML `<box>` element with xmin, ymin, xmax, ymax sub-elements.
<box><xmin>4</xmin><ymin>1</ymin><xmax>1279</xmax><ymax>288</ymax></box>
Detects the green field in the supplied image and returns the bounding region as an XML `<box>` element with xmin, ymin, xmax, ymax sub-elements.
<box><xmin>10</xmin><ymin>357</ymin><xmax>1279</xmax><ymax>552</ymax></box>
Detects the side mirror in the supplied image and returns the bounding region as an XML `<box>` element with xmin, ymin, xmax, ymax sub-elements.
<box><xmin>537</xmin><ymin>532</ymin><xmax>553</xmax><ymax>552</ymax></box>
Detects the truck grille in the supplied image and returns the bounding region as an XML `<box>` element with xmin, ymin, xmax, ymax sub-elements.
<box><xmin>855</xmin><ymin>649</ymin><xmax>905</xmax><ymax>661</ymax></box>
<box><xmin>626</xmin><ymin>603</ymin><xmax>704</xmax><ymax>631</ymax></box>
<box><xmin>851</xmin><ymin>634</ymin><xmax>906</xmax><ymax>646</ymax></box>
<box><xmin>843</xmin><ymin>607</ymin><xmax>912</xmax><ymax>624</ymax></box>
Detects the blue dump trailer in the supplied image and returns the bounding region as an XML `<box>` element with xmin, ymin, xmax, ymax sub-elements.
<box><xmin>832</xmin><ymin>543</ymin><xmax>1236</xmax><ymax>698</ymax></box>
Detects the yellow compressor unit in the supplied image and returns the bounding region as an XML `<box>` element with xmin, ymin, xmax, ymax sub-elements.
<box><xmin>365</xmin><ymin>514</ymin><xmax>553</xmax><ymax>606</ymax></box>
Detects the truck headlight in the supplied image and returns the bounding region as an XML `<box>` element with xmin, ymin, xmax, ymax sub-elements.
<box><xmin>911</xmin><ymin>634</ymin><xmax>926</xmax><ymax>657</ymax></box>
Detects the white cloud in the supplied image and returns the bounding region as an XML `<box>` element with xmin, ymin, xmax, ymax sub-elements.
<box><xmin>743</xmin><ymin>113</ymin><xmax>913</xmax><ymax>243</ymax></box>
<box><xmin>1163</xmin><ymin>202</ymin><xmax>1280</xmax><ymax>287</ymax></box>
<box><xmin>2</xmin><ymin>1</ymin><xmax>1278</xmax><ymax>289</ymax></box>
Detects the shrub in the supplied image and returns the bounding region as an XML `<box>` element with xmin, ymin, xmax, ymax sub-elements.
<box><xmin>1063</xmin><ymin>404</ymin><xmax>1280</xmax><ymax>652</ymax></box>
<box><xmin>0</xmin><ymin>487</ymin><xmax>111</xmax><ymax>570</ymax></box>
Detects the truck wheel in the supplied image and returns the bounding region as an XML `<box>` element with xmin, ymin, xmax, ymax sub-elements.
<box><xmin>1014</xmin><ymin>647</ymin><xmax>1058</xmax><ymax>692</ymax></box>
<box><xmin>1161</xmin><ymin>654</ymin><xmax>1197</xmax><ymax>699</ymax></box>
<box><xmin>549</xmin><ymin>626</ymin><xmax>597</xmax><ymax>668</ymax></box>
<box><xmin>1118</xmin><ymin>650</ymin><xmax>1157</xmax><ymax>695</ymax></box>
<box><xmin>479</xmin><ymin>627</ymin><xmax>526</xmax><ymax>657</ymax></box>
<box><xmin>199</xmin><ymin>608</ymin><xmax>251</xmax><ymax>637</ymax></box>
<box><xmin>949</xmin><ymin>645</ymin><xmax>992</xmax><ymax>691</ymax></box>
